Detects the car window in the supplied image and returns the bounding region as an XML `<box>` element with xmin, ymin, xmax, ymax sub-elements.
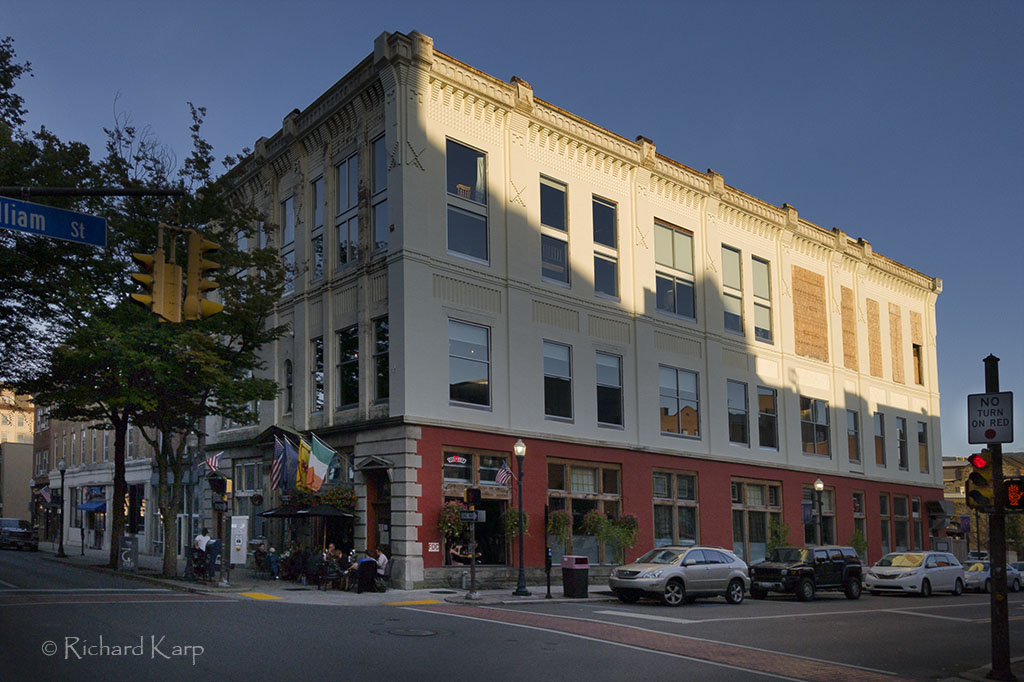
<box><xmin>947</xmin><ymin>554</ymin><xmax>962</xmax><ymax>566</ymax></box>
<box><xmin>841</xmin><ymin>548</ymin><xmax>858</xmax><ymax>561</ymax></box>
<box><xmin>0</xmin><ymin>519</ymin><xmax>18</xmax><ymax>529</ymax></box>
<box><xmin>684</xmin><ymin>549</ymin><xmax>706</xmax><ymax>565</ymax></box>
<box><xmin>637</xmin><ymin>548</ymin><xmax>685</xmax><ymax>564</ymax></box>
<box><xmin>814</xmin><ymin>549</ymin><xmax>828</xmax><ymax>564</ymax></box>
<box><xmin>705</xmin><ymin>550</ymin><xmax>729</xmax><ymax>564</ymax></box>
<box><xmin>828</xmin><ymin>549</ymin><xmax>844</xmax><ymax>561</ymax></box>
<box><xmin>769</xmin><ymin>547</ymin><xmax>809</xmax><ymax>563</ymax></box>
<box><xmin>966</xmin><ymin>562</ymin><xmax>987</xmax><ymax>572</ymax></box>
<box><xmin>877</xmin><ymin>553</ymin><xmax>924</xmax><ymax>567</ymax></box>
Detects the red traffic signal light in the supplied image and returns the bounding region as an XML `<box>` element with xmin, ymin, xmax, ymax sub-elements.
<box><xmin>967</xmin><ymin>452</ymin><xmax>989</xmax><ymax>469</ymax></box>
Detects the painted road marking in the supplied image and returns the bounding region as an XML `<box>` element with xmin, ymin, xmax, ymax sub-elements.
<box><xmin>410</xmin><ymin>603</ymin><xmax>909</xmax><ymax>682</ymax></box>
<box><xmin>384</xmin><ymin>599</ymin><xmax>441</xmax><ymax>606</ymax></box>
<box><xmin>593</xmin><ymin>610</ymin><xmax>698</xmax><ymax>624</ymax></box>
<box><xmin>0</xmin><ymin>587</ymin><xmax>172</xmax><ymax>593</ymax></box>
<box><xmin>0</xmin><ymin>578</ymin><xmax>19</xmax><ymax>588</ymax></box>
<box><xmin>240</xmin><ymin>592</ymin><xmax>282</xmax><ymax>600</ymax></box>
<box><xmin>886</xmin><ymin>609</ymin><xmax>975</xmax><ymax>623</ymax></box>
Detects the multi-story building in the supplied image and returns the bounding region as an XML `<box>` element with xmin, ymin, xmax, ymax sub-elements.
<box><xmin>1</xmin><ymin>389</ymin><xmax>34</xmax><ymax>523</ymax></box>
<box><xmin>214</xmin><ymin>30</ymin><xmax>945</xmax><ymax>588</ymax></box>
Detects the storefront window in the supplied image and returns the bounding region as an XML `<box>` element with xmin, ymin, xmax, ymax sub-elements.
<box><xmin>731</xmin><ymin>479</ymin><xmax>782</xmax><ymax>563</ymax></box>
<box><xmin>441</xmin><ymin>448</ymin><xmax>512</xmax><ymax>566</ymax></box>
<box><xmin>803</xmin><ymin>487</ymin><xmax>835</xmax><ymax>545</ymax></box>
<box><xmin>548</xmin><ymin>460</ymin><xmax>623</xmax><ymax>565</ymax></box>
<box><xmin>652</xmin><ymin>471</ymin><xmax>698</xmax><ymax>547</ymax></box>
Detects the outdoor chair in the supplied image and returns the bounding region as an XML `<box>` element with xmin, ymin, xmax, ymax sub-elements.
<box><xmin>356</xmin><ymin>560</ymin><xmax>377</xmax><ymax>593</ymax></box>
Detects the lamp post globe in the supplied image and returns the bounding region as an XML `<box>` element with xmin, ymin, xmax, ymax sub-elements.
<box><xmin>513</xmin><ymin>438</ymin><xmax>530</xmax><ymax>596</ymax></box>
<box><xmin>57</xmin><ymin>458</ymin><xmax>67</xmax><ymax>558</ymax></box>
<box><xmin>813</xmin><ymin>478</ymin><xmax>824</xmax><ymax>545</ymax></box>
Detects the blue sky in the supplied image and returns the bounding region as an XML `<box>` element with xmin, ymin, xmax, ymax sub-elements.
<box><xmin>6</xmin><ymin>0</ymin><xmax>1022</xmax><ymax>454</ymax></box>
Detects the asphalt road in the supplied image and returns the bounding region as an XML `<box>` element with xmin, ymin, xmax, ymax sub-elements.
<box><xmin>3</xmin><ymin>548</ymin><xmax>1023</xmax><ymax>681</ymax></box>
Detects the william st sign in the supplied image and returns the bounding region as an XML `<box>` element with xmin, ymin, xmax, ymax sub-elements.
<box><xmin>967</xmin><ymin>391</ymin><xmax>1014</xmax><ymax>444</ymax></box>
<box><xmin>0</xmin><ymin>195</ymin><xmax>106</xmax><ymax>248</ymax></box>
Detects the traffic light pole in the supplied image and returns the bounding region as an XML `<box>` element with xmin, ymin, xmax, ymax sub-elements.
<box><xmin>984</xmin><ymin>355</ymin><xmax>1013</xmax><ymax>682</ymax></box>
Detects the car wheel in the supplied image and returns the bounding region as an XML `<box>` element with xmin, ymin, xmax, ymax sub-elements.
<box><xmin>796</xmin><ymin>578</ymin><xmax>815</xmax><ymax>602</ymax></box>
<box><xmin>953</xmin><ymin>578</ymin><xmax>964</xmax><ymax>596</ymax></box>
<box><xmin>750</xmin><ymin>585</ymin><xmax>767</xmax><ymax>600</ymax></box>
<box><xmin>616</xmin><ymin>591</ymin><xmax>640</xmax><ymax>604</ymax></box>
<box><xmin>984</xmin><ymin>579</ymin><xmax>991</xmax><ymax>594</ymax></box>
<box><xmin>920</xmin><ymin>579</ymin><xmax>932</xmax><ymax>598</ymax></box>
<box><xmin>662</xmin><ymin>579</ymin><xmax>685</xmax><ymax>607</ymax></box>
<box><xmin>1012</xmin><ymin>579</ymin><xmax>1021</xmax><ymax>593</ymax></box>
<box><xmin>844</xmin><ymin>577</ymin><xmax>862</xmax><ymax>600</ymax></box>
<box><xmin>725</xmin><ymin>579</ymin><xmax>745</xmax><ymax>604</ymax></box>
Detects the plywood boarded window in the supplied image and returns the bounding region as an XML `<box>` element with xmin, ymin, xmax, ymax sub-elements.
<box><xmin>792</xmin><ymin>266</ymin><xmax>828</xmax><ymax>362</ymax></box>
<box><xmin>866</xmin><ymin>299</ymin><xmax>883</xmax><ymax>378</ymax></box>
<box><xmin>841</xmin><ymin>286</ymin><xmax>858</xmax><ymax>371</ymax></box>
<box><xmin>889</xmin><ymin>303</ymin><xmax>904</xmax><ymax>384</ymax></box>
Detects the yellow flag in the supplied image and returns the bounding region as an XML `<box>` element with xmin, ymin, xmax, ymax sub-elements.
<box><xmin>296</xmin><ymin>438</ymin><xmax>311</xmax><ymax>491</ymax></box>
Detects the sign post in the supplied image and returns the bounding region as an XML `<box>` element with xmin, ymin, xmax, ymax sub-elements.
<box><xmin>0</xmin><ymin>196</ymin><xmax>106</xmax><ymax>247</ymax></box>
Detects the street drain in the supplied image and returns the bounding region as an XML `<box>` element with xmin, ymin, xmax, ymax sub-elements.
<box><xmin>379</xmin><ymin>628</ymin><xmax>438</xmax><ymax>637</ymax></box>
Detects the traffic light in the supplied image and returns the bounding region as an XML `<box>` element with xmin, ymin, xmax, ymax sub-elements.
<box><xmin>965</xmin><ymin>450</ymin><xmax>994</xmax><ymax>510</ymax></box>
<box><xmin>1005</xmin><ymin>476</ymin><xmax>1024</xmax><ymax>512</ymax></box>
<box><xmin>184</xmin><ymin>230</ymin><xmax>223</xmax><ymax>320</ymax></box>
<box><xmin>130</xmin><ymin>248</ymin><xmax>182</xmax><ymax>323</ymax></box>
<box><xmin>208</xmin><ymin>475</ymin><xmax>231</xmax><ymax>498</ymax></box>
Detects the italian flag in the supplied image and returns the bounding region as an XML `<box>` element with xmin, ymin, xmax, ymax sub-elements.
<box><xmin>306</xmin><ymin>434</ymin><xmax>336</xmax><ymax>492</ymax></box>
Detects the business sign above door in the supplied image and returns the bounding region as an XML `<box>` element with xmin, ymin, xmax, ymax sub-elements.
<box><xmin>445</xmin><ymin>455</ymin><xmax>468</xmax><ymax>465</ymax></box>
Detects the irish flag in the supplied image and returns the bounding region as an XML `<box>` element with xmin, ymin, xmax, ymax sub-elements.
<box><xmin>306</xmin><ymin>434</ymin><xmax>336</xmax><ymax>492</ymax></box>
<box><xmin>296</xmin><ymin>438</ymin><xmax>312</xmax><ymax>491</ymax></box>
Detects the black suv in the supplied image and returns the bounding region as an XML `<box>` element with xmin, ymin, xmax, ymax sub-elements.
<box><xmin>748</xmin><ymin>546</ymin><xmax>862</xmax><ymax>601</ymax></box>
<box><xmin>0</xmin><ymin>518</ymin><xmax>38</xmax><ymax>551</ymax></box>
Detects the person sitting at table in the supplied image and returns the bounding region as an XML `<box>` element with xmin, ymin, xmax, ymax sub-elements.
<box><xmin>356</xmin><ymin>549</ymin><xmax>378</xmax><ymax>593</ymax></box>
<box><xmin>268</xmin><ymin>548</ymin><xmax>281</xmax><ymax>580</ymax></box>
<box><xmin>254</xmin><ymin>542</ymin><xmax>269</xmax><ymax>576</ymax></box>
<box><xmin>449</xmin><ymin>543</ymin><xmax>465</xmax><ymax>565</ymax></box>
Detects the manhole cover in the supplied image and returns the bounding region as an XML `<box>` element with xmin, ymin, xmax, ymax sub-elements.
<box><xmin>376</xmin><ymin>628</ymin><xmax>438</xmax><ymax>637</ymax></box>
<box><xmin>430</xmin><ymin>590</ymin><xmax>457</xmax><ymax>594</ymax></box>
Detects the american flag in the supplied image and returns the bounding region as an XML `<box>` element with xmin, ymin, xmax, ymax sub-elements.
<box><xmin>270</xmin><ymin>436</ymin><xmax>285</xmax><ymax>491</ymax></box>
<box><xmin>40</xmin><ymin>485</ymin><xmax>51</xmax><ymax>504</ymax></box>
<box><xmin>495</xmin><ymin>461</ymin><xmax>513</xmax><ymax>486</ymax></box>
<box><xmin>204</xmin><ymin>451</ymin><xmax>222</xmax><ymax>473</ymax></box>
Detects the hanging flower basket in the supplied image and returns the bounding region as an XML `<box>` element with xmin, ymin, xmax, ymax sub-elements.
<box><xmin>322</xmin><ymin>485</ymin><xmax>357</xmax><ymax>513</ymax></box>
<box><xmin>547</xmin><ymin>509</ymin><xmax>572</xmax><ymax>549</ymax></box>
<box><xmin>503</xmin><ymin>509</ymin><xmax>529</xmax><ymax>538</ymax></box>
<box><xmin>438</xmin><ymin>500</ymin><xmax>468</xmax><ymax>540</ymax></box>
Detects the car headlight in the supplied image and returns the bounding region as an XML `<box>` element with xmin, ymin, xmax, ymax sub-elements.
<box><xmin>780</xmin><ymin>569</ymin><xmax>788</xmax><ymax>575</ymax></box>
<box><xmin>641</xmin><ymin>570</ymin><xmax>664</xmax><ymax>579</ymax></box>
<box><xmin>898</xmin><ymin>570</ymin><xmax>918</xmax><ymax>579</ymax></box>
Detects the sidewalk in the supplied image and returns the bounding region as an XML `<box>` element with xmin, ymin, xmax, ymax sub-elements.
<box><xmin>38</xmin><ymin>539</ymin><xmax>617</xmax><ymax>606</ymax></box>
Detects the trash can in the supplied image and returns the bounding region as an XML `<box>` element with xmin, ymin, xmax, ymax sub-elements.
<box><xmin>561</xmin><ymin>555</ymin><xmax>590</xmax><ymax>598</ymax></box>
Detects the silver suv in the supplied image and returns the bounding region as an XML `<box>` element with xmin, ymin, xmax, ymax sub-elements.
<box><xmin>609</xmin><ymin>546</ymin><xmax>749</xmax><ymax>606</ymax></box>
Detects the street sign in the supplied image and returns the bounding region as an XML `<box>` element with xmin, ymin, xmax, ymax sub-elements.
<box><xmin>967</xmin><ymin>392</ymin><xmax>1014</xmax><ymax>444</ymax></box>
<box><xmin>0</xmin><ymin>195</ymin><xmax>106</xmax><ymax>247</ymax></box>
<box><xmin>460</xmin><ymin>510</ymin><xmax>486</xmax><ymax>522</ymax></box>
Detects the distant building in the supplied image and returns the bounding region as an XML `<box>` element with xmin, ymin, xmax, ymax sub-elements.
<box><xmin>212</xmin><ymin>30</ymin><xmax>946</xmax><ymax>588</ymax></box>
<box><xmin>0</xmin><ymin>442</ymin><xmax>32</xmax><ymax>522</ymax></box>
<box><xmin>943</xmin><ymin>453</ymin><xmax>1024</xmax><ymax>555</ymax></box>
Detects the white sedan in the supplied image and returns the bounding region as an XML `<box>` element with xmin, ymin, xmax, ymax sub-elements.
<box><xmin>864</xmin><ymin>551</ymin><xmax>965</xmax><ymax>597</ymax></box>
<box><xmin>963</xmin><ymin>561</ymin><xmax>1022</xmax><ymax>592</ymax></box>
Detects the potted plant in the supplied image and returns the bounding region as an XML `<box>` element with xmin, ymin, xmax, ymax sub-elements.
<box><xmin>438</xmin><ymin>500</ymin><xmax>468</xmax><ymax>543</ymax></box>
<box><xmin>547</xmin><ymin>509</ymin><xmax>572</xmax><ymax>551</ymax></box>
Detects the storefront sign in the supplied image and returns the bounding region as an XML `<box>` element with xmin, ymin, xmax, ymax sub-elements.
<box><xmin>446</xmin><ymin>455</ymin><xmax>468</xmax><ymax>465</ymax></box>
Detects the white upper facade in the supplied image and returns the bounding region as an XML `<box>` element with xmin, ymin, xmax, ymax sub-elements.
<box><xmin>224</xmin><ymin>31</ymin><xmax>943</xmax><ymax>488</ymax></box>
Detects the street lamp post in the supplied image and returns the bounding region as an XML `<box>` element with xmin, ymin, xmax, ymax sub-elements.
<box><xmin>57</xmin><ymin>459</ymin><xmax>67</xmax><ymax>558</ymax></box>
<box><xmin>814</xmin><ymin>478</ymin><xmax>825</xmax><ymax>545</ymax></box>
<box><xmin>513</xmin><ymin>438</ymin><xmax>530</xmax><ymax>596</ymax></box>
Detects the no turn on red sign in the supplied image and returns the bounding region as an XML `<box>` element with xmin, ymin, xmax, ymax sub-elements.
<box><xmin>968</xmin><ymin>391</ymin><xmax>1014</xmax><ymax>444</ymax></box>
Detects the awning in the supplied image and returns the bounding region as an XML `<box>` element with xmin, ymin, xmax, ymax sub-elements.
<box><xmin>77</xmin><ymin>500</ymin><xmax>106</xmax><ymax>512</ymax></box>
<box><xmin>295</xmin><ymin>505</ymin><xmax>355</xmax><ymax>519</ymax></box>
<box><xmin>259</xmin><ymin>505</ymin><xmax>303</xmax><ymax>518</ymax></box>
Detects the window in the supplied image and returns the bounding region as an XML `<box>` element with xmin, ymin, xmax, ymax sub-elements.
<box><xmin>71</xmin><ymin>431</ymin><xmax>76</xmax><ymax>466</ymax></box>
<box><xmin>336</xmin><ymin>327</ymin><xmax>358</xmax><ymax>408</ymax></box>
<box><xmin>803</xmin><ymin>486</ymin><xmax>835</xmax><ymax>545</ymax></box>
<box><xmin>852</xmin><ymin>491</ymin><xmax>867</xmax><ymax>560</ymax></box>
<box><xmin>659</xmin><ymin>366</ymin><xmax>699</xmax><ymax>437</ymax></box>
<box><xmin>847</xmin><ymin>410</ymin><xmax>861</xmax><ymax>463</ymax></box>
<box><xmin>800</xmin><ymin>397</ymin><xmax>830</xmax><ymax>457</ymax></box>
<box><xmin>912</xmin><ymin>498</ymin><xmax>923</xmax><ymax>550</ymax></box>
<box><xmin>284</xmin><ymin>360</ymin><xmax>294</xmax><ymax>413</ymax></box>
<box><xmin>917</xmin><ymin>421</ymin><xmax>929</xmax><ymax>473</ymax></box>
<box><xmin>912</xmin><ymin>344</ymin><xmax>924</xmax><ymax>385</ymax></box>
<box><xmin>653</xmin><ymin>471</ymin><xmax>698</xmax><ymax>547</ymax></box>
<box><xmin>592</xmin><ymin>197</ymin><xmax>617</xmax><ymax>298</ymax></box>
<box><xmin>373</xmin><ymin>317</ymin><xmax>389</xmax><ymax>401</ymax></box>
<box><xmin>91</xmin><ymin>430</ymin><xmax>97</xmax><ymax>463</ymax></box>
<box><xmin>335</xmin><ymin>151</ymin><xmax>359</xmax><ymax>267</ymax></box>
<box><xmin>722</xmin><ymin>246</ymin><xmax>743</xmax><ymax>334</ymax></box>
<box><xmin>446</xmin><ymin>139</ymin><xmax>488</xmax><ymax>262</ymax></box>
<box><xmin>896</xmin><ymin>417</ymin><xmax>908</xmax><ymax>470</ymax></box>
<box><xmin>449</xmin><ymin>320</ymin><xmax>490</xmax><ymax>407</ymax></box>
<box><xmin>879</xmin><ymin>493</ymin><xmax>891</xmax><ymax>555</ymax></box>
<box><xmin>540</xmin><ymin>177</ymin><xmax>569</xmax><ymax>284</ymax></box>
<box><xmin>731</xmin><ymin>479</ymin><xmax>782</xmax><ymax>563</ymax></box>
<box><xmin>103</xmin><ymin>431</ymin><xmax>109</xmax><ymax>461</ymax></box>
<box><xmin>371</xmin><ymin>135</ymin><xmax>388</xmax><ymax>252</ymax></box>
<box><xmin>310</xmin><ymin>176</ymin><xmax>324</xmax><ymax>281</ymax></box>
<box><xmin>874</xmin><ymin>412</ymin><xmax>886</xmax><ymax>467</ymax></box>
<box><xmin>752</xmin><ymin>257</ymin><xmax>772</xmax><ymax>343</ymax></box>
<box><xmin>281</xmin><ymin>196</ymin><xmax>295</xmax><ymax>294</ymax></box>
<box><xmin>757</xmin><ymin>387</ymin><xmax>778</xmax><ymax>449</ymax></box>
<box><xmin>442</xmin><ymin>448</ymin><xmax>513</xmax><ymax>566</ymax></box>
<box><xmin>727</xmin><ymin>380</ymin><xmax>749</xmax><ymax>445</ymax></box>
<box><xmin>547</xmin><ymin>460</ymin><xmax>623</xmax><ymax>565</ymax></box>
<box><xmin>596</xmin><ymin>352</ymin><xmax>623</xmax><ymax>427</ymax></box>
<box><xmin>543</xmin><ymin>341</ymin><xmax>572</xmax><ymax>419</ymax></box>
<box><xmin>655</xmin><ymin>221</ymin><xmax>695</xmax><ymax>319</ymax></box>
<box><xmin>311</xmin><ymin>337</ymin><xmax>324</xmax><ymax>413</ymax></box>
<box><xmin>893</xmin><ymin>496</ymin><xmax>909</xmax><ymax>551</ymax></box>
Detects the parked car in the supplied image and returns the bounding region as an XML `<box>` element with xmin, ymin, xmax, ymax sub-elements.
<box><xmin>864</xmin><ymin>551</ymin><xmax>964</xmax><ymax>597</ymax></box>
<box><xmin>963</xmin><ymin>561</ymin><xmax>1022</xmax><ymax>593</ymax></box>
<box><xmin>609</xmin><ymin>546</ymin><xmax>749</xmax><ymax>606</ymax></box>
<box><xmin>0</xmin><ymin>518</ymin><xmax>38</xmax><ymax>551</ymax></box>
<box><xmin>967</xmin><ymin>550</ymin><xmax>990</xmax><ymax>561</ymax></box>
<box><xmin>748</xmin><ymin>546</ymin><xmax>863</xmax><ymax>601</ymax></box>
